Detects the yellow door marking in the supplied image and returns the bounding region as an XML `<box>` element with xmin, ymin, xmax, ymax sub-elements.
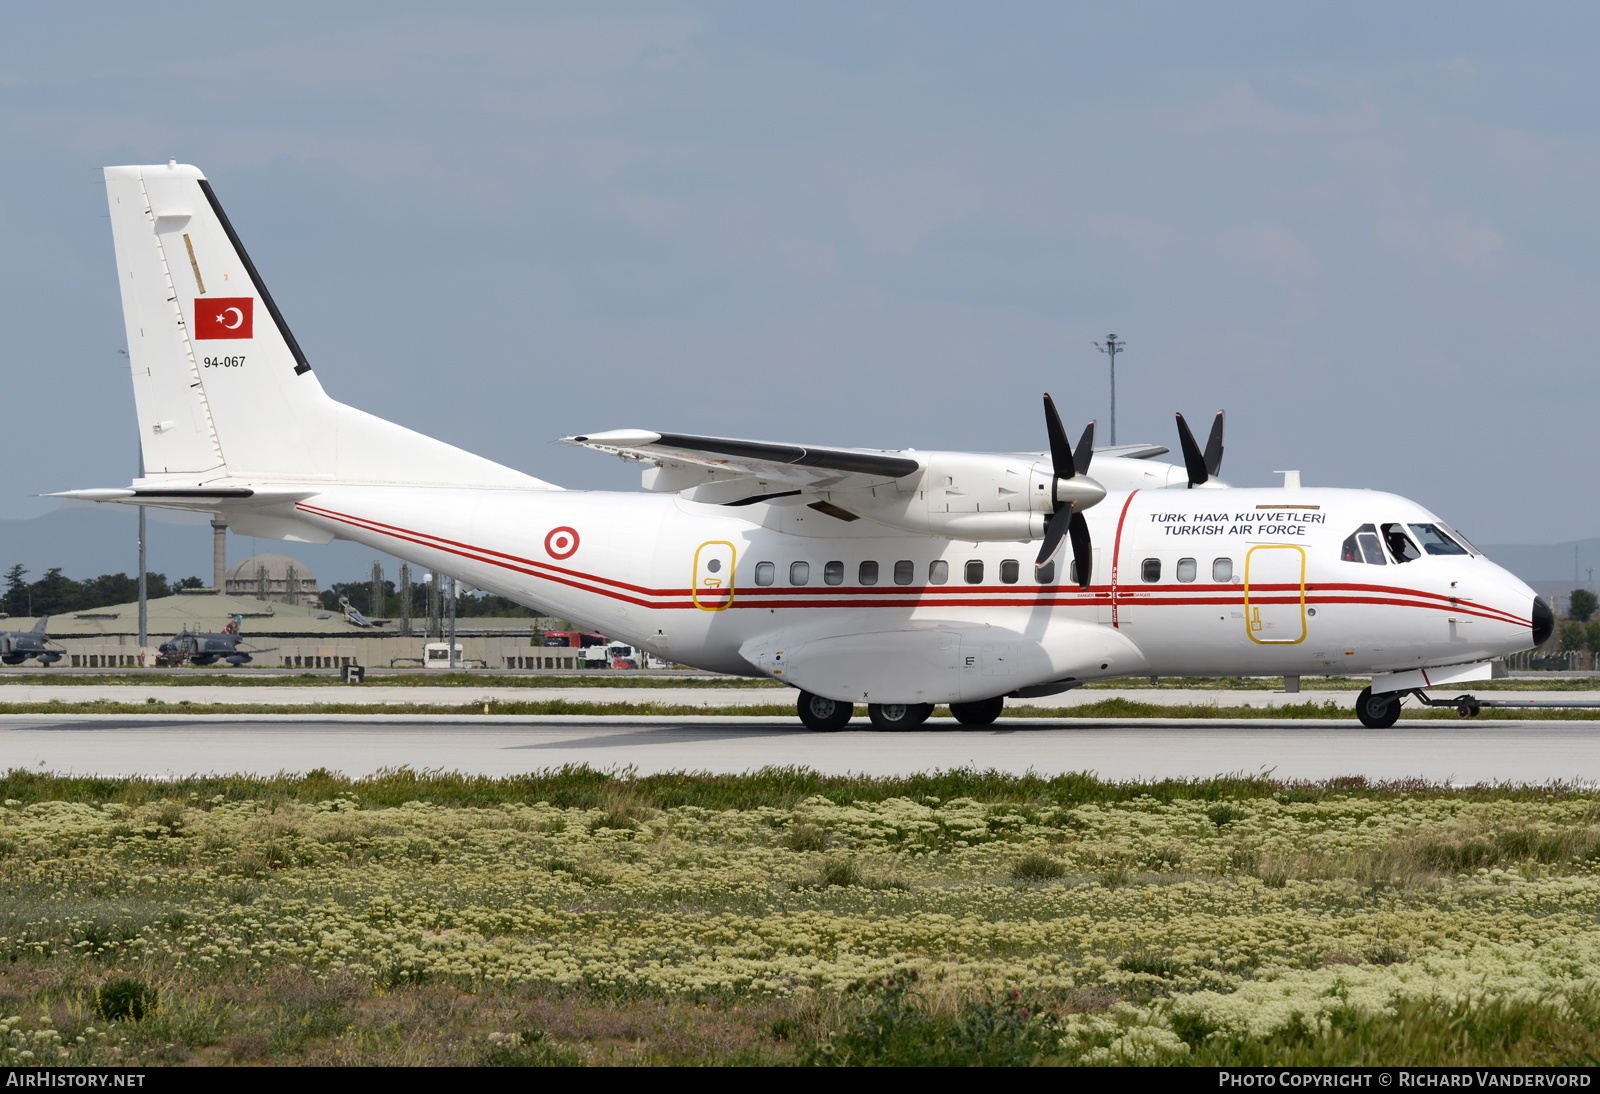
<box><xmin>692</xmin><ymin>541</ymin><xmax>737</xmax><ymax>611</ymax></box>
<box><xmin>1244</xmin><ymin>544</ymin><xmax>1307</xmax><ymax>645</ymax></box>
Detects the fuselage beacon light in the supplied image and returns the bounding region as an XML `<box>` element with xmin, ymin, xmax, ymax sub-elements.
<box><xmin>55</xmin><ymin>163</ymin><xmax>1553</xmax><ymax>730</ymax></box>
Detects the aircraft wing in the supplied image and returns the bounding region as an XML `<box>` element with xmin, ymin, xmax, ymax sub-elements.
<box><xmin>564</xmin><ymin>430</ymin><xmax>921</xmax><ymax>491</ymax></box>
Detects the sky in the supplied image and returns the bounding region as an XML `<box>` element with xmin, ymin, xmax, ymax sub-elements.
<box><xmin>3</xmin><ymin>1</ymin><xmax>1600</xmax><ymax>585</ymax></box>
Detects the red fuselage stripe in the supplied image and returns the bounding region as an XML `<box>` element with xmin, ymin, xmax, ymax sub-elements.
<box><xmin>294</xmin><ymin>502</ymin><xmax>1531</xmax><ymax>627</ymax></box>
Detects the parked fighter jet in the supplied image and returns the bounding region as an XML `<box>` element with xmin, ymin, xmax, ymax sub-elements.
<box><xmin>157</xmin><ymin>615</ymin><xmax>256</xmax><ymax>667</ymax></box>
<box><xmin>0</xmin><ymin>617</ymin><xmax>62</xmax><ymax>666</ymax></box>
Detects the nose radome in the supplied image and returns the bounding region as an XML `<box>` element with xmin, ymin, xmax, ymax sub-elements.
<box><xmin>1531</xmin><ymin>596</ymin><xmax>1555</xmax><ymax>647</ymax></box>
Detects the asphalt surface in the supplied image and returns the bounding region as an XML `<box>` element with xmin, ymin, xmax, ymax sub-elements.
<box><xmin>4</xmin><ymin>713</ymin><xmax>1598</xmax><ymax>783</ymax></box>
<box><xmin>0</xmin><ymin>683</ymin><xmax>1584</xmax><ymax>710</ymax></box>
<box><xmin>0</xmin><ymin>684</ymin><xmax>1354</xmax><ymax>709</ymax></box>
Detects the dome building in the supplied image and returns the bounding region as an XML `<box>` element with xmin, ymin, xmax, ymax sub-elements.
<box><xmin>225</xmin><ymin>554</ymin><xmax>320</xmax><ymax>606</ymax></box>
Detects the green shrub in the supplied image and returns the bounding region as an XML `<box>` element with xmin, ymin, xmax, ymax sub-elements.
<box><xmin>96</xmin><ymin>978</ymin><xmax>155</xmax><ymax>1022</ymax></box>
<box><xmin>786</xmin><ymin>824</ymin><xmax>828</xmax><ymax>851</ymax></box>
<box><xmin>1012</xmin><ymin>852</ymin><xmax>1066</xmax><ymax>880</ymax></box>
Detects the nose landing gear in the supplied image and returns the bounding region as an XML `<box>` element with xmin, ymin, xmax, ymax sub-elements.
<box><xmin>1355</xmin><ymin>686</ymin><xmax>1402</xmax><ymax>729</ymax></box>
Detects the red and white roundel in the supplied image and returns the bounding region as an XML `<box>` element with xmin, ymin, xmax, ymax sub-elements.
<box><xmin>544</xmin><ymin>526</ymin><xmax>579</xmax><ymax>560</ymax></box>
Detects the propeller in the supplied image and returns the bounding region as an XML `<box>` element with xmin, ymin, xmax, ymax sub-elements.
<box><xmin>1036</xmin><ymin>394</ymin><xmax>1106</xmax><ymax>589</ymax></box>
<box><xmin>1174</xmin><ymin>410</ymin><xmax>1226</xmax><ymax>488</ymax></box>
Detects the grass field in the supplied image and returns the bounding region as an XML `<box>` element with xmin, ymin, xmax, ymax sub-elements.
<box><xmin>3</xmin><ymin>766</ymin><xmax>1600</xmax><ymax>1065</ymax></box>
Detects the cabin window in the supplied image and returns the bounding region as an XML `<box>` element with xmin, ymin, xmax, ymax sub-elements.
<box><xmin>823</xmin><ymin>560</ymin><xmax>844</xmax><ymax>585</ymax></box>
<box><xmin>1141</xmin><ymin>558</ymin><xmax>1161</xmax><ymax>582</ymax></box>
<box><xmin>859</xmin><ymin>561</ymin><xmax>879</xmax><ymax>586</ymax></box>
<box><xmin>965</xmin><ymin>560</ymin><xmax>984</xmax><ymax>584</ymax></box>
<box><xmin>1213</xmin><ymin>557</ymin><xmax>1233</xmax><ymax>582</ymax></box>
<box><xmin>1339</xmin><ymin>524</ymin><xmax>1387</xmax><ymax>566</ymax></box>
<box><xmin>1039</xmin><ymin>560</ymin><xmax>1056</xmax><ymax>585</ymax></box>
<box><xmin>928</xmin><ymin>560</ymin><xmax>949</xmax><ymax>585</ymax></box>
<box><xmin>1000</xmin><ymin>559</ymin><xmax>1019</xmax><ymax>584</ymax></box>
<box><xmin>1409</xmin><ymin>524</ymin><xmax>1470</xmax><ymax>556</ymax></box>
<box><xmin>1176</xmin><ymin>558</ymin><xmax>1197</xmax><ymax>583</ymax></box>
<box><xmin>1068</xmin><ymin>559</ymin><xmax>1082</xmax><ymax>585</ymax></box>
<box><xmin>894</xmin><ymin>560</ymin><xmax>914</xmax><ymax>585</ymax></box>
<box><xmin>1380</xmin><ymin>523</ymin><xmax>1421</xmax><ymax>563</ymax></box>
<box><xmin>789</xmin><ymin>561</ymin><xmax>810</xmax><ymax>585</ymax></box>
<box><xmin>754</xmin><ymin>562</ymin><xmax>775</xmax><ymax>586</ymax></box>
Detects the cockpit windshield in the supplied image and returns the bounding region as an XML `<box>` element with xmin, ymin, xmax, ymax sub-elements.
<box><xmin>1408</xmin><ymin>523</ymin><xmax>1470</xmax><ymax>556</ymax></box>
<box><xmin>1381</xmin><ymin>523</ymin><xmax>1421</xmax><ymax>563</ymax></box>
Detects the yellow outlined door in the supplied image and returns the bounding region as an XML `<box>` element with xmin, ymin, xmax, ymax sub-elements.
<box><xmin>692</xmin><ymin>541</ymin><xmax>736</xmax><ymax>611</ymax></box>
<box><xmin>1244</xmin><ymin>545</ymin><xmax>1306</xmax><ymax>644</ymax></box>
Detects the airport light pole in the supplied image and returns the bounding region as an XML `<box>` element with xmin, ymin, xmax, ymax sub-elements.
<box><xmin>447</xmin><ymin>578</ymin><xmax>458</xmax><ymax>670</ymax></box>
<box><xmin>137</xmin><ymin>450</ymin><xmax>147</xmax><ymax>650</ymax></box>
<box><xmin>1093</xmin><ymin>334</ymin><xmax>1126</xmax><ymax>446</ymax></box>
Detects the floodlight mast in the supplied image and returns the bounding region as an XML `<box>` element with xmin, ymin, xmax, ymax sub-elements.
<box><xmin>1093</xmin><ymin>334</ymin><xmax>1126</xmax><ymax>445</ymax></box>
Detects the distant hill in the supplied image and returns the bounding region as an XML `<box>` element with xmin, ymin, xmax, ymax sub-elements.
<box><xmin>0</xmin><ymin>505</ymin><xmax>403</xmax><ymax>586</ymax></box>
<box><xmin>1476</xmin><ymin>538</ymin><xmax>1600</xmax><ymax>599</ymax></box>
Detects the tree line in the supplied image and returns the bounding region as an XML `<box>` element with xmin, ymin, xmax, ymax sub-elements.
<box><xmin>2</xmin><ymin>565</ymin><xmax>203</xmax><ymax>618</ymax></box>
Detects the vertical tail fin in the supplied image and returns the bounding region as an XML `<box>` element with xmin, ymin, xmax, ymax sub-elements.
<box><xmin>31</xmin><ymin>616</ymin><xmax>48</xmax><ymax>634</ymax></box>
<box><xmin>105</xmin><ymin>163</ymin><xmax>554</xmax><ymax>490</ymax></box>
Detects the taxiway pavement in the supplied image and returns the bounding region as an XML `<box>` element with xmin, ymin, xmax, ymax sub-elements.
<box><xmin>3</xmin><ymin>714</ymin><xmax>1596</xmax><ymax>783</ymax></box>
<box><xmin>0</xmin><ymin>684</ymin><xmax>1584</xmax><ymax>710</ymax></box>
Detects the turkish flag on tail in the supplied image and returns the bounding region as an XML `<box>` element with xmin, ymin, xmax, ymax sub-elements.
<box><xmin>194</xmin><ymin>297</ymin><xmax>253</xmax><ymax>340</ymax></box>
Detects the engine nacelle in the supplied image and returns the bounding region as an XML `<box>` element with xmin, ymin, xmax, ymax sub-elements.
<box><xmin>828</xmin><ymin>451</ymin><xmax>1101</xmax><ymax>541</ymax></box>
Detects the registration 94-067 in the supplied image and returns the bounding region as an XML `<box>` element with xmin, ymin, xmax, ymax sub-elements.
<box><xmin>203</xmin><ymin>355</ymin><xmax>245</xmax><ymax>368</ymax></box>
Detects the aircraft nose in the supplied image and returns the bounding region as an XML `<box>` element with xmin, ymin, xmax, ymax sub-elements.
<box><xmin>1532</xmin><ymin>596</ymin><xmax>1555</xmax><ymax>647</ymax></box>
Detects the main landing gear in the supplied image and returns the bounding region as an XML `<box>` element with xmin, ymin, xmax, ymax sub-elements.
<box><xmin>797</xmin><ymin>692</ymin><xmax>1008</xmax><ymax>730</ymax></box>
<box><xmin>797</xmin><ymin>691</ymin><xmax>854</xmax><ymax>731</ymax></box>
<box><xmin>868</xmin><ymin>702</ymin><xmax>934</xmax><ymax>730</ymax></box>
<box><xmin>949</xmin><ymin>696</ymin><xmax>1005</xmax><ymax>726</ymax></box>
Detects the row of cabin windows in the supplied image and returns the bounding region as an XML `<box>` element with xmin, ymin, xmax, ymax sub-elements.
<box><xmin>1138</xmin><ymin>557</ymin><xmax>1234</xmax><ymax>583</ymax></box>
<box><xmin>753</xmin><ymin>558</ymin><xmax>1060</xmax><ymax>586</ymax></box>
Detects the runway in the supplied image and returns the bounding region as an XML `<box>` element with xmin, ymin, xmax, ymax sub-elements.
<box><xmin>4</xmin><ymin>714</ymin><xmax>1598</xmax><ymax>783</ymax></box>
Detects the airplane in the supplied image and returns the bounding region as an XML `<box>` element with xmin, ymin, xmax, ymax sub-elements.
<box><xmin>157</xmin><ymin>615</ymin><xmax>257</xmax><ymax>667</ymax></box>
<box><xmin>0</xmin><ymin>617</ymin><xmax>62</xmax><ymax>666</ymax></box>
<box><xmin>54</xmin><ymin>162</ymin><xmax>1552</xmax><ymax>729</ymax></box>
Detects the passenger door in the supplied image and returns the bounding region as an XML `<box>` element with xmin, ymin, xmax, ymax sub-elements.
<box><xmin>1244</xmin><ymin>545</ymin><xmax>1306</xmax><ymax>644</ymax></box>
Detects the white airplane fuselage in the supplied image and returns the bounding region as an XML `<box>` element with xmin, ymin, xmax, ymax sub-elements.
<box><xmin>69</xmin><ymin>161</ymin><xmax>1543</xmax><ymax>712</ymax></box>
<box><xmin>287</xmin><ymin>482</ymin><xmax>1538</xmax><ymax>701</ymax></box>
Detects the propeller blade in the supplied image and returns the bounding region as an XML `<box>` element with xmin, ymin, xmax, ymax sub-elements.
<box><xmin>1073</xmin><ymin>421</ymin><xmax>1096</xmax><ymax>476</ymax></box>
<box><xmin>1175</xmin><ymin>412</ymin><xmax>1208</xmax><ymax>487</ymax></box>
<box><xmin>1043</xmin><ymin>394</ymin><xmax>1075</xmax><ymax>481</ymax></box>
<box><xmin>1203</xmin><ymin>411</ymin><xmax>1225</xmax><ymax>479</ymax></box>
<box><xmin>1035</xmin><ymin>507</ymin><xmax>1072</xmax><ymax>569</ymax></box>
<box><xmin>1069</xmin><ymin>511</ymin><xmax>1093</xmax><ymax>590</ymax></box>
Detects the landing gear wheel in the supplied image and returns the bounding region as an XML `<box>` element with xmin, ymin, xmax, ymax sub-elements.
<box><xmin>1355</xmin><ymin>686</ymin><xmax>1402</xmax><ymax>729</ymax></box>
<box><xmin>949</xmin><ymin>696</ymin><xmax>1005</xmax><ymax>726</ymax></box>
<box><xmin>868</xmin><ymin>702</ymin><xmax>934</xmax><ymax>730</ymax></box>
<box><xmin>798</xmin><ymin>691</ymin><xmax>854</xmax><ymax>732</ymax></box>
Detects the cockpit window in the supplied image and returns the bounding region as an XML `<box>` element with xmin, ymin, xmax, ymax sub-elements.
<box><xmin>1381</xmin><ymin>523</ymin><xmax>1421</xmax><ymax>563</ymax></box>
<box><xmin>1339</xmin><ymin>523</ymin><xmax>1388</xmax><ymax>566</ymax></box>
<box><xmin>1411</xmin><ymin>523</ymin><xmax>1471</xmax><ymax>556</ymax></box>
